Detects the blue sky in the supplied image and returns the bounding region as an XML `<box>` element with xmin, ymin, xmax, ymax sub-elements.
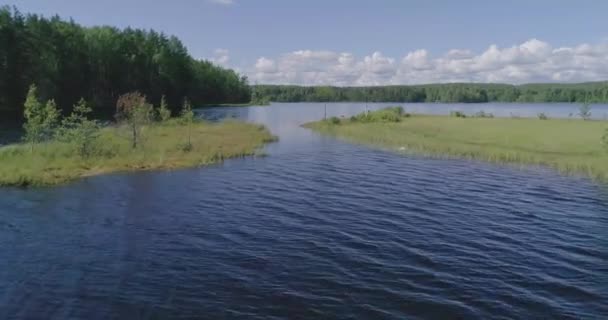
<box><xmin>5</xmin><ymin>0</ymin><xmax>608</xmax><ymax>85</ymax></box>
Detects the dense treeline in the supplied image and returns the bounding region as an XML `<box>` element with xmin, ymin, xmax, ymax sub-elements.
<box><xmin>0</xmin><ymin>6</ymin><xmax>251</xmax><ymax>121</ymax></box>
<box><xmin>254</xmin><ymin>82</ymin><xmax>608</xmax><ymax>104</ymax></box>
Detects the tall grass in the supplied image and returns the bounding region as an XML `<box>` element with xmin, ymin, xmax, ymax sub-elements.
<box><xmin>305</xmin><ymin>110</ymin><xmax>608</xmax><ymax>181</ymax></box>
<box><xmin>0</xmin><ymin>120</ymin><xmax>276</xmax><ymax>187</ymax></box>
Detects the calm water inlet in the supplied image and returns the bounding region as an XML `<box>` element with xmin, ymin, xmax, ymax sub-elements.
<box><xmin>1</xmin><ymin>103</ymin><xmax>608</xmax><ymax>319</ymax></box>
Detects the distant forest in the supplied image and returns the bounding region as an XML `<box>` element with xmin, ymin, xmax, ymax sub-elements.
<box><xmin>0</xmin><ymin>6</ymin><xmax>251</xmax><ymax>121</ymax></box>
<box><xmin>3</xmin><ymin>7</ymin><xmax>608</xmax><ymax>126</ymax></box>
<box><xmin>254</xmin><ymin>82</ymin><xmax>608</xmax><ymax>104</ymax></box>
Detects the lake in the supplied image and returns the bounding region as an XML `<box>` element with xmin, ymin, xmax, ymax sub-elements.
<box><xmin>1</xmin><ymin>103</ymin><xmax>607</xmax><ymax>319</ymax></box>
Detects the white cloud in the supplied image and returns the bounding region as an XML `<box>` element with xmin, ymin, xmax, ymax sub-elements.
<box><xmin>208</xmin><ymin>0</ymin><xmax>234</xmax><ymax>5</ymax></box>
<box><xmin>211</xmin><ymin>48</ymin><xmax>230</xmax><ymax>66</ymax></box>
<box><xmin>243</xmin><ymin>39</ymin><xmax>608</xmax><ymax>85</ymax></box>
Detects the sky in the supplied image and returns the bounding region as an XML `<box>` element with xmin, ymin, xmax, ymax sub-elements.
<box><xmin>4</xmin><ymin>0</ymin><xmax>608</xmax><ymax>85</ymax></box>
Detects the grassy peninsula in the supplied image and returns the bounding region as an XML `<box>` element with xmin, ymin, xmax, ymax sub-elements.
<box><xmin>304</xmin><ymin>107</ymin><xmax>608</xmax><ymax>181</ymax></box>
<box><xmin>0</xmin><ymin>121</ymin><xmax>275</xmax><ymax>187</ymax></box>
<box><xmin>0</xmin><ymin>88</ymin><xmax>275</xmax><ymax>187</ymax></box>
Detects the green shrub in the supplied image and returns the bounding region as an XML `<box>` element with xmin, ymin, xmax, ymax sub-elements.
<box><xmin>329</xmin><ymin>116</ymin><xmax>341</xmax><ymax>124</ymax></box>
<box><xmin>157</xmin><ymin>95</ymin><xmax>172</xmax><ymax>122</ymax></box>
<box><xmin>450</xmin><ymin>111</ymin><xmax>467</xmax><ymax>118</ymax></box>
<box><xmin>474</xmin><ymin>111</ymin><xmax>494</xmax><ymax>118</ymax></box>
<box><xmin>538</xmin><ymin>113</ymin><xmax>548</xmax><ymax>120</ymax></box>
<box><xmin>22</xmin><ymin>85</ymin><xmax>60</xmax><ymax>149</ymax></box>
<box><xmin>55</xmin><ymin>98</ymin><xmax>100</xmax><ymax>159</ymax></box>
<box><xmin>180</xmin><ymin>98</ymin><xmax>195</xmax><ymax>150</ymax></box>
<box><xmin>350</xmin><ymin>107</ymin><xmax>405</xmax><ymax>123</ymax></box>
<box><xmin>579</xmin><ymin>103</ymin><xmax>592</xmax><ymax>120</ymax></box>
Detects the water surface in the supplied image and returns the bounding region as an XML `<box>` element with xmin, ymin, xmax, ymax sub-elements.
<box><xmin>1</xmin><ymin>103</ymin><xmax>607</xmax><ymax>319</ymax></box>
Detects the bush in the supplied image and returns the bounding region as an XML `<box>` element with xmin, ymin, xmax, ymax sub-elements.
<box><xmin>350</xmin><ymin>107</ymin><xmax>405</xmax><ymax>123</ymax></box>
<box><xmin>450</xmin><ymin>111</ymin><xmax>467</xmax><ymax>118</ymax></box>
<box><xmin>329</xmin><ymin>116</ymin><xmax>341</xmax><ymax>124</ymax></box>
<box><xmin>22</xmin><ymin>85</ymin><xmax>60</xmax><ymax>149</ymax></box>
<box><xmin>474</xmin><ymin>111</ymin><xmax>494</xmax><ymax>118</ymax></box>
<box><xmin>579</xmin><ymin>103</ymin><xmax>592</xmax><ymax>120</ymax></box>
<box><xmin>177</xmin><ymin>141</ymin><xmax>193</xmax><ymax>153</ymax></box>
<box><xmin>180</xmin><ymin>99</ymin><xmax>195</xmax><ymax>150</ymax></box>
<box><xmin>116</xmin><ymin>92</ymin><xmax>154</xmax><ymax>149</ymax></box>
<box><xmin>157</xmin><ymin>95</ymin><xmax>171</xmax><ymax>122</ymax></box>
<box><xmin>55</xmin><ymin>98</ymin><xmax>100</xmax><ymax>159</ymax></box>
<box><xmin>538</xmin><ymin>113</ymin><xmax>549</xmax><ymax>120</ymax></box>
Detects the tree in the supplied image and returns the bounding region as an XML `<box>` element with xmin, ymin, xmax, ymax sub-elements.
<box><xmin>56</xmin><ymin>98</ymin><xmax>100</xmax><ymax>158</ymax></box>
<box><xmin>579</xmin><ymin>103</ymin><xmax>592</xmax><ymax>120</ymax></box>
<box><xmin>158</xmin><ymin>95</ymin><xmax>171</xmax><ymax>122</ymax></box>
<box><xmin>180</xmin><ymin>98</ymin><xmax>195</xmax><ymax>151</ymax></box>
<box><xmin>22</xmin><ymin>84</ymin><xmax>59</xmax><ymax>149</ymax></box>
<box><xmin>116</xmin><ymin>92</ymin><xmax>153</xmax><ymax>149</ymax></box>
<box><xmin>42</xmin><ymin>100</ymin><xmax>60</xmax><ymax>138</ymax></box>
<box><xmin>0</xmin><ymin>6</ymin><xmax>252</xmax><ymax>123</ymax></box>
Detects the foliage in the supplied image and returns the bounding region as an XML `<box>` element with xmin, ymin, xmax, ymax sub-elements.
<box><xmin>450</xmin><ymin>111</ymin><xmax>467</xmax><ymax>118</ymax></box>
<box><xmin>349</xmin><ymin>107</ymin><xmax>406</xmax><ymax>123</ymax></box>
<box><xmin>22</xmin><ymin>85</ymin><xmax>59</xmax><ymax>148</ymax></box>
<box><xmin>328</xmin><ymin>116</ymin><xmax>341</xmax><ymax>124</ymax></box>
<box><xmin>579</xmin><ymin>103</ymin><xmax>592</xmax><ymax>120</ymax></box>
<box><xmin>253</xmin><ymin>82</ymin><xmax>608</xmax><ymax>104</ymax></box>
<box><xmin>251</xmin><ymin>95</ymin><xmax>271</xmax><ymax>106</ymax></box>
<box><xmin>116</xmin><ymin>92</ymin><xmax>154</xmax><ymax>149</ymax></box>
<box><xmin>306</xmin><ymin>115</ymin><xmax>608</xmax><ymax>181</ymax></box>
<box><xmin>158</xmin><ymin>95</ymin><xmax>171</xmax><ymax>122</ymax></box>
<box><xmin>55</xmin><ymin>98</ymin><xmax>100</xmax><ymax>158</ymax></box>
<box><xmin>250</xmin><ymin>88</ymin><xmax>271</xmax><ymax>106</ymax></box>
<box><xmin>538</xmin><ymin>113</ymin><xmax>549</xmax><ymax>120</ymax></box>
<box><xmin>180</xmin><ymin>98</ymin><xmax>195</xmax><ymax>150</ymax></box>
<box><xmin>474</xmin><ymin>111</ymin><xmax>494</xmax><ymax>118</ymax></box>
<box><xmin>0</xmin><ymin>6</ymin><xmax>251</xmax><ymax>122</ymax></box>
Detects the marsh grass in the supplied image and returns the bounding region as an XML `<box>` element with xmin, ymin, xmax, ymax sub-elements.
<box><xmin>305</xmin><ymin>111</ymin><xmax>608</xmax><ymax>181</ymax></box>
<box><xmin>0</xmin><ymin>120</ymin><xmax>276</xmax><ymax>187</ymax></box>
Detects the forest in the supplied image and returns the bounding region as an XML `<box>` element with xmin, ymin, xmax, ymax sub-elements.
<box><xmin>3</xmin><ymin>6</ymin><xmax>608</xmax><ymax>126</ymax></box>
<box><xmin>0</xmin><ymin>6</ymin><xmax>251</xmax><ymax>122</ymax></box>
<box><xmin>253</xmin><ymin>82</ymin><xmax>608</xmax><ymax>104</ymax></box>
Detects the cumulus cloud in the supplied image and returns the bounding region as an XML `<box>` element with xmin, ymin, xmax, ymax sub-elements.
<box><xmin>211</xmin><ymin>48</ymin><xmax>230</xmax><ymax>66</ymax></box>
<box><xmin>244</xmin><ymin>39</ymin><xmax>608</xmax><ymax>85</ymax></box>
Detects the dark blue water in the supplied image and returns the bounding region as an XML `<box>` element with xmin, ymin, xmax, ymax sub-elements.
<box><xmin>1</xmin><ymin>103</ymin><xmax>607</xmax><ymax>319</ymax></box>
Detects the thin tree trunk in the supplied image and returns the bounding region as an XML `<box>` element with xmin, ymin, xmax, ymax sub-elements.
<box><xmin>188</xmin><ymin>122</ymin><xmax>192</xmax><ymax>146</ymax></box>
<box><xmin>132</xmin><ymin>124</ymin><xmax>137</xmax><ymax>149</ymax></box>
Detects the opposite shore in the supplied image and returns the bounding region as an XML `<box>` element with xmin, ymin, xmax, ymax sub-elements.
<box><xmin>304</xmin><ymin>107</ymin><xmax>608</xmax><ymax>181</ymax></box>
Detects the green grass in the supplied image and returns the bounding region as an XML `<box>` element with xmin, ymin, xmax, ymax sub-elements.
<box><xmin>305</xmin><ymin>111</ymin><xmax>608</xmax><ymax>181</ymax></box>
<box><xmin>0</xmin><ymin>120</ymin><xmax>276</xmax><ymax>187</ymax></box>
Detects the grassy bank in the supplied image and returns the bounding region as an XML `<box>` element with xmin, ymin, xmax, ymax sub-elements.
<box><xmin>304</xmin><ymin>108</ymin><xmax>608</xmax><ymax>181</ymax></box>
<box><xmin>0</xmin><ymin>121</ymin><xmax>276</xmax><ymax>187</ymax></box>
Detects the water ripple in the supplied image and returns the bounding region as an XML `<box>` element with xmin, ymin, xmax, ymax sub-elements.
<box><xmin>1</xmin><ymin>103</ymin><xmax>608</xmax><ymax>319</ymax></box>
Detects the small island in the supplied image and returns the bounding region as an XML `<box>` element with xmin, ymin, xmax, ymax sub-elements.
<box><xmin>304</xmin><ymin>107</ymin><xmax>608</xmax><ymax>181</ymax></box>
<box><xmin>0</xmin><ymin>88</ymin><xmax>276</xmax><ymax>187</ymax></box>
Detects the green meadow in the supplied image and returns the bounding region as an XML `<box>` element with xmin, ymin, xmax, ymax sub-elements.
<box><xmin>305</xmin><ymin>108</ymin><xmax>608</xmax><ymax>181</ymax></box>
